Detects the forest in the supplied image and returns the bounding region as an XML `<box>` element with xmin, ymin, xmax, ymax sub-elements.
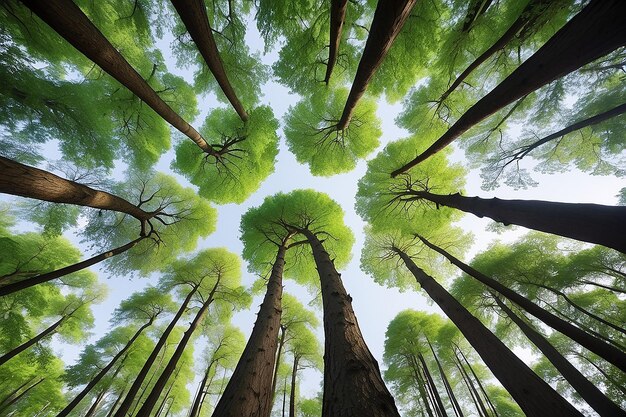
<box><xmin>0</xmin><ymin>0</ymin><xmax>625</xmax><ymax>416</ymax></box>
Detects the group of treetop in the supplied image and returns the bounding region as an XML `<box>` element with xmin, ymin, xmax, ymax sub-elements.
<box><xmin>0</xmin><ymin>0</ymin><xmax>624</xmax><ymax>416</ymax></box>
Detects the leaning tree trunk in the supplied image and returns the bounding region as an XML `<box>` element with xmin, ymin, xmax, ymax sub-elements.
<box><xmin>453</xmin><ymin>350</ymin><xmax>488</xmax><ymax>417</ymax></box>
<box><xmin>170</xmin><ymin>0</ymin><xmax>248</xmax><ymax>122</ymax></box>
<box><xmin>391</xmin><ymin>0</ymin><xmax>626</xmax><ymax>175</ymax></box>
<box><xmin>494</xmin><ymin>297</ymin><xmax>626</xmax><ymax>416</ymax></box>
<box><xmin>301</xmin><ymin>228</ymin><xmax>400</xmax><ymax>417</ymax></box>
<box><xmin>83</xmin><ymin>387</ymin><xmax>107</xmax><ymax>417</ymax></box>
<box><xmin>0</xmin><ymin>315</ymin><xmax>66</xmax><ymax>366</ymax></box>
<box><xmin>417</xmin><ymin>235</ymin><xmax>626</xmax><ymax>372</ymax></box>
<box><xmin>113</xmin><ymin>284</ymin><xmax>199</xmax><ymax>417</ymax></box>
<box><xmin>136</xmin><ymin>279</ymin><xmax>219</xmax><ymax>417</ymax></box>
<box><xmin>393</xmin><ymin>247</ymin><xmax>582</xmax><ymax>417</ymax></box>
<box><xmin>427</xmin><ymin>338</ymin><xmax>464</xmax><ymax>417</ymax></box>
<box><xmin>104</xmin><ymin>384</ymin><xmax>127</xmax><ymax>417</ymax></box>
<box><xmin>325</xmin><ymin>0</ymin><xmax>349</xmax><ymax>84</ymax></box>
<box><xmin>409</xmin><ymin>191</ymin><xmax>626</xmax><ymax>253</ymax></box>
<box><xmin>57</xmin><ymin>317</ymin><xmax>155</xmax><ymax>417</ymax></box>
<box><xmin>418</xmin><ymin>353</ymin><xmax>448</xmax><ymax>417</ymax></box>
<box><xmin>188</xmin><ymin>360</ymin><xmax>213</xmax><ymax>417</ymax></box>
<box><xmin>288</xmin><ymin>354</ymin><xmax>299</xmax><ymax>417</ymax></box>
<box><xmin>211</xmin><ymin>242</ymin><xmax>288</xmax><ymax>417</ymax></box>
<box><xmin>337</xmin><ymin>0</ymin><xmax>417</xmax><ymax>129</ymax></box>
<box><xmin>271</xmin><ymin>325</ymin><xmax>287</xmax><ymax>408</ymax></box>
<box><xmin>455</xmin><ymin>348</ymin><xmax>499</xmax><ymax>417</ymax></box>
<box><xmin>19</xmin><ymin>0</ymin><xmax>216</xmax><ymax>155</ymax></box>
<box><xmin>0</xmin><ymin>378</ymin><xmax>44</xmax><ymax>415</ymax></box>
<box><xmin>0</xmin><ymin>236</ymin><xmax>146</xmax><ymax>297</ymax></box>
<box><xmin>460</xmin><ymin>0</ymin><xmax>492</xmax><ymax>33</ymax></box>
<box><xmin>409</xmin><ymin>355</ymin><xmax>435</xmax><ymax>417</ymax></box>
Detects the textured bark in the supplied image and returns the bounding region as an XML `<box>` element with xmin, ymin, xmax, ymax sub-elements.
<box><xmin>0</xmin><ymin>236</ymin><xmax>145</xmax><ymax>297</ymax></box>
<box><xmin>495</xmin><ymin>297</ymin><xmax>626</xmax><ymax>417</ymax></box>
<box><xmin>302</xmin><ymin>229</ymin><xmax>400</xmax><ymax>417</ymax></box>
<box><xmin>417</xmin><ymin>235</ymin><xmax>626</xmax><ymax>372</ymax></box>
<box><xmin>394</xmin><ymin>247</ymin><xmax>582</xmax><ymax>417</ymax></box>
<box><xmin>19</xmin><ymin>0</ymin><xmax>215</xmax><ymax>154</ymax></box>
<box><xmin>325</xmin><ymin>0</ymin><xmax>349</xmax><ymax>84</ymax></box>
<box><xmin>419</xmin><ymin>353</ymin><xmax>448</xmax><ymax>417</ymax></box>
<box><xmin>170</xmin><ymin>0</ymin><xmax>248</xmax><ymax>121</ymax></box>
<box><xmin>391</xmin><ymin>0</ymin><xmax>626</xmax><ymax>175</ymax></box>
<box><xmin>427</xmin><ymin>339</ymin><xmax>464</xmax><ymax>417</ymax></box>
<box><xmin>113</xmin><ymin>285</ymin><xmax>199</xmax><ymax>417</ymax></box>
<box><xmin>337</xmin><ymin>0</ymin><xmax>417</xmax><ymax>129</ymax></box>
<box><xmin>0</xmin><ymin>316</ymin><xmax>65</xmax><ymax>366</ymax></box>
<box><xmin>289</xmin><ymin>355</ymin><xmax>299</xmax><ymax>417</ymax></box>
<box><xmin>136</xmin><ymin>279</ymin><xmax>219</xmax><ymax>417</ymax></box>
<box><xmin>58</xmin><ymin>317</ymin><xmax>155</xmax><ymax>417</ymax></box>
<box><xmin>211</xmin><ymin>243</ymin><xmax>288</xmax><ymax>417</ymax></box>
<box><xmin>410</xmin><ymin>191</ymin><xmax>626</xmax><ymax>253</ymax></box>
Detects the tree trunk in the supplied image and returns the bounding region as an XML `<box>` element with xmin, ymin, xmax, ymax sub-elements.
<box><xmin>391</xmin><ymin>0</ymin><xmax>626</xmax><ymax>175</ymax></box>
<box><xmin>337</xmin><ymin>0</ymin><xmax>417</xmax><ymax>129</ymax></box>
<box><xmin>104</xmin><ymin>385</ymin><xmax>128</xmax><ymax>417</ymax></box>
<box><xmin>581</xmin><ymin>280</ymin><xmax>626</xmax><ymax>295</ymax></box>
<box><xmin>427</xmin><ymin>338</ymin><xmax>464</xmax><ymax>417</ymax></box>
<box><xmin>289</xmin><ymin>355</ymin><xmax>299</xmax><ymax>417</ymax></box>
<box><xmin>419</xmin><ymin>353</ymin><xmax>448</xmax><ymax>417</ymax></box>
<box><xmin>393</xmin><ymin>247</ymin><xmax>582</xmax><ymax>417</ymax></box>
<box><xmin>211</xmin><ymin>242</ymin><xmax>288</xmax><ymax>417</ymax></box>
<box><xmin>578</xmin><ymin>354</ymin><xmax>626</xmax><ymax>398</ymax></box>
<box><xmin>83</xmin><ymin>388</ymin><xmax>107</xmax><ymax>417</ymax></box>
<box><xmin>0</xmin><ymin>235</ymin><xmax>146</xmax><ymax>297</ymax></box>
<box><xmin>271</xmin><ymin>325</ymin><xmax>287</xmax><ymax>407</ymax></box>
<box><xmin>113</xmin><ymin>284</ymin><xmax>199</xmax><ymax>417</ymax></box>
<box><xmin>19</xmin><ymin>0</ymin><xmax>216</xmax><ymax>154</ymax></box>
<box><xmin>410</xmin><ymin>192</ymin><xmax>626</xmax><ymax>253</ymax></box>
<box><xmin>0</xmin><ymin>315</ymin><xmax>65</xmax><ymax>366</ymax></box>
<box><xmin>441</xmin><ymin>0</ymin><xmax>549</xmax><ymax>102</ymax></box>
<box><xmin>417</xmin><ymin>235</ymin><xmax>626</xmax><ymax>372</ymax></box>
<box><xmin>409</xmin><ymin>354</ymin><xmax>435</xmax><ymax>417</ymax></box>
<box><xmin>301</xmin><ymin>228</ymin><xmax>400</xmax><ymax>417</ymax></box>
<box><xmin>453</xmin><ymin>352</ymin><xmax>487</xmax><ymax>417</ymax></box>
<box><xmin>58</xmin><ymin>317</ymin><xmax>155</xmax><ymax>417</ymax></box>
<box><xmin>170</xmin><ymin>0</ymin><xmax>248</xmax><ymax>122</ymax></box>
<box><xmin>460</xmin><ymin>0</ymin><xmax>492</xmax><ymax>32</ymax></box>
<box><xmin>325</xmin><ymin>0</ymin><xmax>349</xmax><ymax>84</ymax></box>
<box><xmin>0</xmin><ymin>377</ymin><xmax>36</xmax><ymax>409</ymax></box>
<box><xmin>494</xmin><ymin>296</ymin><xmax>626</xmax><ymax>416</ymax></box>
<box><xmin>456</xmin><ymin>349</ymin><xmax>498</xmax><ymax>417</ymax></box>
<box><xmin>0</xmin><ymin>377</ymin><xmax>44</xmax><ymax>414</ymax></box>
<box><xmin>188</xmin><ymin>361</ymin><xmax>213</xmax><ymax>417</ymax></box>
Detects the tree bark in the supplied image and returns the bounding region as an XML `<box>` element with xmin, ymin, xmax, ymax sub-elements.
<box><xmin>494</xmin><ymin>297</ymin><xmax>626</xmax><ymax>416</ymax></box>
<box><xmin>456</xmin><ymin>348</ymin><xmax>498</xmax><ymax>417</ymax></box>
<box><xmin>578</xmin><ymin>354</ymin><xmax>626</xmax><ymax>398</ymax></box>
<box><xmin>460</xmin><ymin>0</ymin><xmax>492</xmax><ymax>33</ymax></box>
<box><xmin>417</xmin><ymin>235</ymin><xmax>626</xmax><ymax>372</ymax></box>
<box><xmin>418</xmin><ymin>353</ymin><xmax>448</xmax><ymax>417</ymax></box>
<box><xmin>113</xmin><ymin>284</ymin><xmax>199</xmax><ymax>417</ymax></box>
<box><xmin>409</xmin><ymin>191</ymin><xmax>626</xmax><ymax>253</ymax></box>
<box><xmin>136</xmin><ymin>278</ymin><xmax>219</xmax><ymax>417</ymax></box>
<box><xmin>302</xmin><ymin>229</ymin><xmax>400</xmax><ymax>417</ymax></box>
<box><xmin>453</xmin><ymin>354</ymin><xmax>486</xmax><ymax>417</ymax></box>
<box><xmin>427</xmin><ymin>338</ymin><xmax>464</xmax><ymax>417</ymax></box>
<box><xmin>0</xmin><ymin>236</ymin><xmax>145</xmax><ymax>297</ymax></box>
<box><xmin>19</xmin><ymin>0</ymin><xmax>217</xmax><ymax>154</ymax></box>
<box><xmin>57</xmin><ymin>317</ymin><xmax>155</xmax><ymax>417</ymax></box>
<box><xmin>0</xmin><ymin>376</ymin><xmax>36</xmax><ymax>409</ymax></box>
<box><xmin>0</xmin><ymin>377</ymin><xmax>44</xmax><ymax>415</ymax></box>
<box><xmin>211</xmin><ymin>242</ymin><xmax>288</xmax><ymax>417</ymax></box>
<box><xmin>391</xmin><ymin>0</ymin><xmax>626</xmax><ymax>175</ymax></box>
<box><xmin>581</xmin><ymin>280</ymin><xmax>626</xmax><ymax>295</ymax></box>
<box><xmin>188</xmin><ymin>361</ymin><xmax>213</xmax><ymax>417</ymax></box>
<box><xmin>325</xmin><ymin>0</ymin><xmax>349</xmax><ymax>84</ymax></box>
<box><xmin>170</xmin><ymin>0</ymin><xmax>248</xmax><ymax>122</ymax></box>
<box><xmin>337</xmin><ymin>0</ymin><xmax>417</xmax><ymax>129</ymax></box>
<box><xmin>271</xmin><ymin>324</ymin><xmax>287</xmax><ymax>407</ymax></box>
<box><xmin>289</xmin><ymin>355</ymin><xmax>299</xmax><ymax>417</ymax></box>
<box><xmin>83</xmin><ymin>388</ymin><xmax>107</xmax><ymax>417</ymax></box>
<box><xmin>104</xmin><ymin>385</ymin><xmax>127</xmax><ymax>417</ymax></box>
<box><xmin>0</xmin><ymin>315</ymin><xmax>65</xmax><ymax>366</ymax></box>
<box><xmin>409</xmin><ymin>354</ymin><xmax>435</xmax><ymax>417</ymax></box>
<box><xmin>393</xmin><ymin>247</ymin><xmax>582</xmax><ymax>417</ymax></box>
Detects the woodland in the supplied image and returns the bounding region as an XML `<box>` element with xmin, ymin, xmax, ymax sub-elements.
<box><xmin>0</xmin><ymin>0</ymin><xmax>625</xmax><ymax>416</ymax></box>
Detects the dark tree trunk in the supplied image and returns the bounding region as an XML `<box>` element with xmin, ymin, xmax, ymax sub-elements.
<box><xmin>113</xmin><ymin>284</ymin><xmax>199</xmax><ymax>417</ymax></box>
<box><xmin>289</xmin><ymin>355</ymin><xmax>299</xmax><ymax>417</ymax></box>
<box><xmin>391</xmin><ymin>0</ymin><xmax>626</xmax><ymax>175</ymax></box>
<box><xmin>461</xmin><ymin>0</ymin><xmax>492</xmax><ymax>32</ymax></box>
<box><xmin>417</xmin><ymin>236</ymin><xmax>626</xmax><ymax>372</ymax></box>
<box><xmin>57</xmin><ymin>317</ymin><xmax>155</xmax><ymax>417</ymax></box>
<box><xmin>325</xmin><ymin>0</ymin><xmax>349</xmax><ymax>84</ymax></box>
<box><xmin>409</xmin><ymin>355</ymin><xmax>435</xmax><ymax>417</ymax></box>
<box><xmin>409</xmin><ymin>191</ymin><xmax>626</xmax><ymax>253</ymax></box>
<box><xmin>0</xmin><ymin>377</ymin><xmax>44</xmax><ymax>414</ymax></box>
<box><xmin>0</xmin><ymin>376</ymin><xmax>36</xmax><ymax>409</ymax></box>
<box><xmin>83</xmin><ymin>388</ymin><xmax>107</xmax><ymax>417</ymax></box>
<box><xmin>188</xmin><ymin>361</ymin><xmax>214</xmax><ymax>417</ymax></box>
<box><xmin>0</xmin><ymin>236</ymin><xmax>145</xmax><ymax>297</ymax></box>
<box><xmin>0</xmin><ymin>315</ymin><xmax>65</xmax><ymax>366</ymax></box>
<box><xmin>494</xmin><ymin>297</ymin><xmax>626</xmax><ymax>416</ymax></box>
<box><xmin>393</xmin><ymin>247</ymin><xmax>582</xmax><ymax>417</ymax></box>
<box><xmin>581</xmin><ymin>280</ymin><xmax>626</xmax><ymax>295</ymax></box>
<box><xmin>301</xmin><ymin>229</ymin><xmax>400</xmax><ymax>417</ymax></box>
<box><xmin>136</xmin><ymin>279</ymin><xmax>219</xmax><ymax>417</ymax></box>
<box><xmin>456</xmin><ymin>349</ymin><xmax>498</xmax><ymax>417</ymax></box>
<box><xmin>104</xmin><ymin>385</ymin><xmax>128</xmax><ymax>417</ymax></box>
<box><xmin>271</xmin><ymin>324</ymin><xmax>287</xmax><ymax>406</ymax></box>
<box><xmin>578</xmin><ymin>354</ymin><xmax>626</xmax><ymax>397</ymax></box>
<box><xmin>337</xmin><ymin>0</ymin><xmax>417</xmax><ymax>129</ymax></box>
<box><xmin>170</xmin><ymin>0</ymin><xmax>248</xmax><ymax>122</ymax></box>
<box><xmin>441</xmin><ymin>0</ymin><xmax>549</xmax><ymax>102</ymax></box>
<box><xmin>427</xmin><ymin>338</ymin><xmax>464</xmax><ymax>417</ymax></box>
<box><xmin>453</xmin><ymin>352</ymin><xmax>488</xmax><ymax>417</ymax></box>
<box><xmin>19</xmin><ymin>0</ymin><xmax>216</xmax><ymax>154</ymax></box>
<box><xmin>419</xmin><ymin>353</ymin><xmax>448</xmax><ymax>417</ymax></box>
<box><xmin>211</xmin><ymin>242</ymin><xmax>288</xmax><ymax>417</ymax></box>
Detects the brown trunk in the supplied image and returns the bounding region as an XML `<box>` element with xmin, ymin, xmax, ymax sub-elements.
<box><xmin>0</xmin><ymin>315</ymin><xmax>65</xmax><ymax>366</ymax></box>
<box><xmin>289</xmin><ymin>355</ymin><xmax>299</xmax><ymax>417</ymax></box>
<box><xmin>419</xmin><ymin>353</ymin><xmax>448</xmax><ymax>417</ymax></box>
<box><xmin>391</xmin><ymin>0</ymin><xmax>626</xmax><ymax>175</ymax></box>
<box><xmin>19</xmin><ymin>0</ymin><xmax>216</xmax><ymax>154</ymax></box>
<box><xmin>83</xmin><ymin>388</ymin><xmax>107</xmax><ymax>417</ymax></box>
<box><xmin>441</xmin><ymin>0</ymin><xmax>548</xmax><ymax>102</ymax></box>
<box><xmin>105</xmin><ymin>385</ymin><xmax>127</xmax><ymax>417</ymax></box>
<box><xmin>302</xmin><ymin>229</ymin><xmax>400</xmax><ymax>417</ymax></box>
<box><xmin>427</xmin><ymin>338</ymin><xmax>464</xmax><ymax>417</ymax></box>
<box><xmin>0</xmin><ymin>235</ymin><xmax>145</xmax><ymax>297</ymax></box>
<box><xmin>337</xmin><ymin>0</ymin><xmax>417</xmax><ymax>129</ymax></box>
<box><xmin>417</xmin><ymin>235</ymin><xmax>626</xmax><ymax>372</ymax></box>
<box><xmin>211</xmin><ymin>242</ymin><xmax>288</xmax><ymax>417</ymax></box>
<box><xmin>271</xmin><ymin>324</ymin><xmax>287</xmax><ymax>406</ymax></box>
<box><xmin>0</xmin><ymin>377</ymin><xmax>44</xmax><ymax>414</ymax></box>
<box><xmin>393</xmin><ymin>247</ymin><xmax>582</xmax><ymax>417</ymax></box>
<box><xmin>58</xmin><ymin>317</ymin><xmax>155</xmax><ymax>417</ymax></box>
<box><xmin>325</xmin><ymin>0</ymin><xmax>349</xmax><ymax>84</ymax></box>
<box><xmin>170</xmin><ymin>0</ymin><xmax>248</xmax><ymax>122</ymax></box>
<box><xmin>461</xmin><ymin>0</ymin><xmax>493</xmax><ymax>32</ymax></box>
<box><xmin>188</xmin><ymin>361</ymin><xmax>213</xmax><ymax>417</ymax></box>
<box><xmin>495</xmin><ymin>297</ymin><xmax>626</xmax><ymax>416</ymax></box>
<box><xmin>113</xmin><ymin>284</ymin><xmax>199</xmax><ymax>417</ymax></box>
<box><xmin>411</xmin><ymin>191</ymin><xmax>626</xmax><ymax>253</ymax></box>
<box><xmin>136</xmin><ymin>279</ymin><xmax>217</xmax><ymax>417</ymax></box>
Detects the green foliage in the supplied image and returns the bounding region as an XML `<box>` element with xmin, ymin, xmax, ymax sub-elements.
<box><xmin>284</xmin><ymin>88</ymin><xmax>381</xmax><ymax>175</ymax></box>
<box><xmin>172</xmin><ymin>105</ymin><xmax>279</xmax><ymax>204</ymax></box>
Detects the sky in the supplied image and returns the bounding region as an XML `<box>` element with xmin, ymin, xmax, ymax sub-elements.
<box><xmin>6</xmin><ymin>4</ymin><xmax>625</xmax><ymax>408</ymax></box>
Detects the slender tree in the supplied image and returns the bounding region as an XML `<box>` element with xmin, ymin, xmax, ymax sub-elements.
<box><xmin>325</xmin><ymin>0</ymin><xmax>349</xmax><ymax>84</ymax></box>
